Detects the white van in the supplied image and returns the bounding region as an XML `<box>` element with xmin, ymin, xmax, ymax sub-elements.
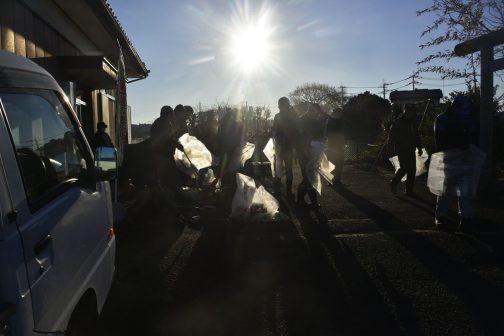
<box><xmin>0</xmin><ymin>50</ymin><xmax>116</xmax><ymax>334</ymax></box>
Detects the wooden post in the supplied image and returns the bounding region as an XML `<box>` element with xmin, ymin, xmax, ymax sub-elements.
<box><xmin>480</xmin><ymin>47</ymin><xmax>494</xmax><ymax>177</ymax></box>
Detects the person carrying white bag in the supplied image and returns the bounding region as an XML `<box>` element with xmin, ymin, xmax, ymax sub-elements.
<box><xmin>430</xmin><ymin>95</ymin><xmax>481</xmax><ymax>232</ymax></box>
<box><xmin>296</xmin><ymin>103</ymin><xmax>327</xmax><ymax>209</ymax></box>
<box><xmin>387</xmin><ymin>104</ymin><xmax>424</xmax><ymax>196</ymax></box>
<box><xmin>271</xmin><ymin>97</ymin><xmax>303</xmax><ymax>198</ymax></box>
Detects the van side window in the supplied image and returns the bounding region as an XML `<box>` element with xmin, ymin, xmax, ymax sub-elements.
<box><xmin>0</xmin><ymin>89</ymin><xmax>90</xmax><ymax>205</ymax></box>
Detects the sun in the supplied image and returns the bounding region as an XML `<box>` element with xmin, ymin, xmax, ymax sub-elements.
<box><xmin>230</xmin><ymin>25</ymin><xmax>272</xmax><ymax>73</ymax></box>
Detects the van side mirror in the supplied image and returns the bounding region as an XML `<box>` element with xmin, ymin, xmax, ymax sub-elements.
<box><xmin>95</xmin><ymin>147</ymin><xmax>117</xmax><ymax>180</ymax></box>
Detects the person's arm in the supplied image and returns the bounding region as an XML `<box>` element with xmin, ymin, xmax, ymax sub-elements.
<box><xmin>412</xmin><ymin>122</ymin><xmax>423</xmax><ymax>154</ymax></box>
<box><xmin>106</xmin><ymin>133</ymin><xmax>114</xmax><ymax>148</ymax></box>
<box><xmin>271</xmin><ymin>114</ymin><xmax>279</xmax><ymax>139</ymax></box>
<box><xmin>433</xmin><ymin>115</ymin><xmax>450</xmax><ymax>151</ymax></box>
<box><xmin>387</xmin><ymin>122</ymin><xmax>396</xmax><ymax>146</ymax></box>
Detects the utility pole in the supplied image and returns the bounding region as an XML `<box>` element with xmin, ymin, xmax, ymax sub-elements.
<box><xmin>339</xmin><ymin>85</ymin><xmax>345</xmax><ymax>107</ymax></box>
<box><xmin>382</xmin><ymin>81</ymin><xmax>387</xmax><ymax>99</ymax></box>
<box><xmin>412</xmin><ymin>72</ymin><xmax>415</xmax><ymax>90</ymax></box>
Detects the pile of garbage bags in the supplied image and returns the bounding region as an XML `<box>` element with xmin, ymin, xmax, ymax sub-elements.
<box><xmin>230</xmin><ymin>173</ymin><xmax>285</xmax><ymax>222</ymax></box>
<box><xmin>173</xmin><ymin>133</ymin><xmax>285</xmax><ymax>222</ymax></box>
<box><xmin>389</xmin><ymin>148</ymin><xmax>429</xmax><ymax>182</ymax></box>
<box><xmin>174</xmin><ymin>133</ymin><xmax>255</xmax><ymax>183</ymax></box>
<box><xmin>427</xmin><ymin>146</ymin><xmax>485</xmax><ymax>197</ymax></box>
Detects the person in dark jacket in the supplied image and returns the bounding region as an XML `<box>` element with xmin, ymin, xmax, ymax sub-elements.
<box><xmin>434</xmin><ymin>95</ymin><xmax>478</xmax><ymax>231</ymax></box>
<box><xmin>91</xmin><ymin>121</ymin><xmax>114</xmax><ymax>151</ymax></box>
<box><xmin>297</xmin><ymin>103</ymin><xmax>326</xmax><ymax>209</ymax></box>
<box><xmin>388</xmin><ymin>104</ymin><xmax>423</xmax><ymax>196</ymax></box>
<box><xmin>214</xmin><ymin>108</ymin><xmax>244</xmax><ymax>188</ymax></box>
<box><xmin>173</xmin><ymin>104</ymin><xmax>190</xmax><ymax>138</ymax></box>
<box><xmin>149</xmin><ymin>105</ymin><xmax>183</xmax><ymax>207</ymax></box>
<box><xmin>326</xmin><ymin>108</ymin><xmax>345</xmax><ymax>185</ymax></box>
<box><xmin>272</xmin><ymin>97</ymin><xmax>303</xmax><ymax>197</ymax></box>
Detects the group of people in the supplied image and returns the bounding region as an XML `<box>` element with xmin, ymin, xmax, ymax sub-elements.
<box><xmin>387</xmin><ymin>96</ymin><xmax>478</xmax><ymax>231</ymax></box>
<box><xmin>116</xmin><ymin>93</ymin><xmax>479</xmax><ymax>229</ymax></box>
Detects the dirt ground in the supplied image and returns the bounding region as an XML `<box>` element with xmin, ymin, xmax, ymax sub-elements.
<box><xmin>97</xmin><ymin>165</ymin><xmax>504</xmax><ymax>336</ymax></box>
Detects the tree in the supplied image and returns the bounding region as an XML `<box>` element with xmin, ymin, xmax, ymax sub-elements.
<box><xmin>342</xmin><ymin>91</ymin><xmax>390</xmax><ymax>142</ymax></box>
<box><xmin>289</xmin><ymin>82</ymin><xmax>345</xmax><ymax>112</ymax></box>
<box><xmin>417</xmin><ymin>0</ymin><xmax>504</xmax><ymax>86</ymax></box>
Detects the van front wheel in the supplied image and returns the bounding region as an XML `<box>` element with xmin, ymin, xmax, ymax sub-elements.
<box><xmin>65</xmin><ymin>292</ymin><xmax>99</xmax><ymax>336</ymax></box>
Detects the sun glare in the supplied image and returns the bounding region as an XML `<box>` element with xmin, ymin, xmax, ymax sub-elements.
<box><xmin>230</xmin><ymin>25</ymin><xmax>272</xmax><ymax>73</ymax></box>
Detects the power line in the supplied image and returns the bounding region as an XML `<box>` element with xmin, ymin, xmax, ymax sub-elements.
<box><xmin>345</xmin><ymin>75</ymin><xmax>413</xmax><ymax>89</ymax></box>
<box><xmin>416</xmin><ymin>82</ymin><xmax>466</xmax><ymax>87</ymax></box>
<box><xmin>417</xmin><ymin>76</ymin><xmax>467</xmax><ymax>81</ymax></box>
<box><xmin>390</xmin><ymin>82</ymin><xmax>412</xmax><ymax>91</ymax></box>
<box><xmin>345</xmin><ymin>85</ymin><xmax>382</xmax><ymax>89</ymax></box>
<box><xmin>385</xmin><ymin>75</ymin><xmax>413</xmax><ymax>85</ymax></box>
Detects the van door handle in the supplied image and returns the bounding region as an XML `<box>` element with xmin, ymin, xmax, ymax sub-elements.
<box><xmin>34</xmin><ymin>234</ymin><xmax>51</xmax><ymax>255</ymax></box>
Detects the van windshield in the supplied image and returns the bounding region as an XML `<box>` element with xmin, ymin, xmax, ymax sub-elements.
<box><xmin>0</xmin><ymin>89</ymin><xmax>90</xmax><ymax>204</ymax></box>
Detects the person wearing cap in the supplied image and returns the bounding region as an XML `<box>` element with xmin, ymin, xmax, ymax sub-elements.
<box><xmin>272</xmin><ymin>96</ymin><xmax>303</xmax><ymax>197</ymax></box>
<box><xmin>91</xmin><ymin>121</ymin><xmax>114</xmax><ymax>151</ymax></box>
<box><xmin>388</xmin><ymin>104</ymin><xmax>423</xmax><ymax>196</ymax></box>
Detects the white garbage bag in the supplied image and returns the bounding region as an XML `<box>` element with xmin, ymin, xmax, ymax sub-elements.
<box><xmin>178</xmin><ymin>133</ymin><xmax>214</xmax><ymax>169</ymax></box>
<box><xmin>320</xmin><ymin>152</ymin><xmax>335</xmax><ymax>185</ymax></box>
<box><xmin>231</xmin><ymin>173</ymin><xmax>279</xmax><ymax>220</ymax></box>
<box><xmin>231</xmin><ymin>173</ymin><xmax>257</xmax><ymax>216</ymax></box>
<box><xmin>389</xmin><ymin>148</ymin><xmax>429</xmax><ymax>182</ymax></box>
<box><xmin>306</xmin><ymin>141</ymin><xmax>335</xmax><ymax>195</ymax></box>
<box><xmin>254</xmin><ymin>185</ymin><xmax>279</xmax><ymax>216</ymax></box>
<box><xmin>427</xmin><ymin>146</ymin><xmax>485</xmax><ymax>197</ymax></box>
<box><xmin>263</xmin><ymin>138</ymin><xmax>283</xmax><ymax>179</ymax></box>
<box><xmin>174</xmin><ymin>149</ymin><xmax>198</xmax><ymax>178</ymax></box>
<box><xmin>227</xmin><ymin>142</ymin><xmax>256</xmax><ymax>172</ymax></box>
<box><xmin>201</xmin><ymin>168</ymin><xmax>216</xmax><ymax>186</ymax></box>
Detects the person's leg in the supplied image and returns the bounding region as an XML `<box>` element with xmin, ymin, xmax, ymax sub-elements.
<box><xmin>284</xmin><ymin>149</ymin><xmax>293</xmax><ymax>194</ymax></box>
<box><xmin>297</xmin><ymin>179</ymin><xmax>307</xmax><ymax>205</ymax></box>
<box><xmin>457</xmin><ymin>175</ymin><xmax>476</xmax><ymax>230</ymax></box>
<box><xmin>333</xmin><ymin>142</ymin><xmax>344</xmax><ymax>183</ymax></box>
<box><xmin>400</xmin><ymin>150</ymin><xmax>416</xmax><ymax>194</ymax></box>
<box><xmin>435</xmin><ymin>176</ymin><xmax>455</xmax><ymax>229</ymax></box>
<box><xmin>435</xmin><ymin>190</ymin><xmax>453</xmax><ymax>220</ymax></box>
<box><xmin>390</xmin><ymin>166</ymin><xmax>407</xmax><ymax>194</ymax></box>
<box><xmin>307</xmin><ymin>185</ymin><xmax>320</xmax><ymax>209</ymax></box>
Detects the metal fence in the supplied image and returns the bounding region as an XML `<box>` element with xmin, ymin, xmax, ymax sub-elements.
<box><xmin>344</xmin><ymin>141</ymin><xmax>374</xmax><ymax>161</ymax></box>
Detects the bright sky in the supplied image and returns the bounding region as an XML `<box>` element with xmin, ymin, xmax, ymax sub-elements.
<box><xmin>108</xmin><ymin>0</ymin><xmax>470</xmax><ymax>124</ymax></box>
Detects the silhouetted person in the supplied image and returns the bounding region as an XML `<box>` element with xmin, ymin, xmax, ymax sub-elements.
<box><xmin>214</xmin><ymin>109</ymin><xmax>244</xmax><ymax>188</ymax></box>
<box><xmin>327</xmin><ymin>108</ymin><xmax>345</xmax><ymax>185</ymax></box>
<box><xmin>297</xmin><ymin>103</ymin><xmax>326</xmax><ymax>209</ymax></box>
<box><xmin>272</xmin><ymin>97</ymin><xmax>303</xmax><ymax>197</ymax></box>
<box><xmin>91</xmin><ymin>121</ymin><xmax>114</xmax><ymax>151</ymax></box>
<box><xmin>173</xmin><ymin>104</ymin><xmax>189</xmax><ymax>138</ymax></box>
<box><xmin>150</xmin><ymin>105</ymin><xmax>173</xmax><ymax>145</ymax></box>
<box><xmin>388</xmin><ymin>104</ymin><xmax>423</xmax><ymax>196</ymax></box>
<box><xmin>434</xmin><ymin>95</ymin><xmax>478</xmax><ymax>231</ymax></box>
<box><xmin>149</xmin><ymin>105</ymin><xmax>183</xmax><ymax>207</ymax></box>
